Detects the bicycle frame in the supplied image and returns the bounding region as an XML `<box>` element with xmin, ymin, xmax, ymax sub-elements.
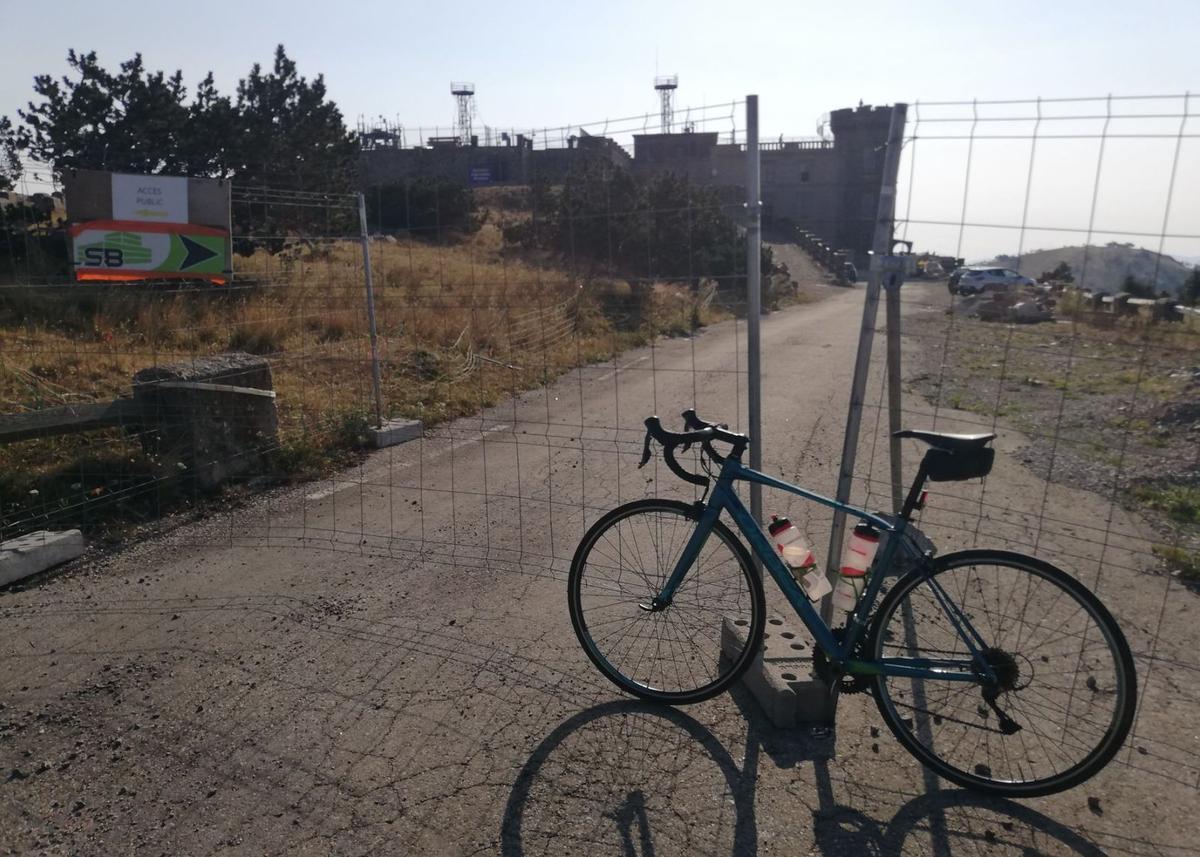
<box><xmin>655</xmin><ymin>455</ymin><xmax>987</xmax><ymax>684</ymax></box>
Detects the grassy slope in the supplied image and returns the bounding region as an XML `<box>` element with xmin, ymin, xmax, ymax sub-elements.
<box><xmin>0</xmin><ymin>222</ymin><xmax>745</xmax><ymax>538</ymax></box>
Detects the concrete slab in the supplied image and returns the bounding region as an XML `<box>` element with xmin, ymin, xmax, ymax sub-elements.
<box><xmin>722</xmin><ymin>614</ymin><xmax>835</xmax><ymax>728</ymax></box>
<box><xmin>1</xmin><ymin>530</ymin><xmax>84</xmax><ymax>587</ymax></box>
<box><xmin>367</xmin><ymin>418</ymin><xmax>423</xmax><ymax>449</ymax></box>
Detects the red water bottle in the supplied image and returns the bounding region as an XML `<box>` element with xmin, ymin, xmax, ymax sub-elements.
<box><xmin>834</xmin><ymin>522</ymin><xmax>880</xmax><ymax>612</ymax></box>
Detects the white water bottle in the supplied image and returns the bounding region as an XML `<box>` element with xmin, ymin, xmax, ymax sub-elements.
<box><xmin>834</xmin><ymin>522</ymin><xmax>880</xmax><ymax>612</ymax></box>
<box><xmin>832</xmin><ymin>576</ymin><xmax>863</xmax><ymax>613</ymax></box>
<box><xmin>768</xmin><ymin>516</ymin><xmax>832</xmax><ymax>602</ymax></box>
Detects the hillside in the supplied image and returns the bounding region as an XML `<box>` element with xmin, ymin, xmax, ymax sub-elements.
<box><xmin>988</xmin><ymin>243</ymin><xmax>1195</xmax><ymax>296</ymax></box>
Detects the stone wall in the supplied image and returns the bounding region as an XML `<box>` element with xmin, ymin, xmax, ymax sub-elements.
<box><xmin>132</xmin><ymin>353</ymin><xmax>279</xmax><ymax>489</ymax></box>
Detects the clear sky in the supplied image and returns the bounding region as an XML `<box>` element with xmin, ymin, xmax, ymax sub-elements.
<box><xmin>2</xmin><ymin>0</ymin><xmax>1197</xmax><ymax>262</ymax></box>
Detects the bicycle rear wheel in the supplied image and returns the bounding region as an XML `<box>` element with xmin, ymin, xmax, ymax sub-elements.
<box><xmin>868</xmin><ymin>550</ymin><xmax>1137</xmax><ymax>797</ymax></box>
<box><xmin>568</xmin><ymin>499</ymin><xmax>763</xmax><ymax>704</ymax></box>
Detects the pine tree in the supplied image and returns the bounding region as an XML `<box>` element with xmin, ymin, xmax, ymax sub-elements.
<box><xmin>16</xmin><ymin>46</ymin><xmax>356</xmax><ymax>192</ymax></box>
<box><xmin>230</xmin><ymin>45</ymin><xmax>358</xmax><ymax>192</ymax></box>
<box><xmin>0</xmin><ymin>116</ymin><xmax>21</xmax><ymax>191</ymax></box>
<box><xmin>19</xmin><ymin>50</ymin><xmax>121</xmax><ymax>171</ymax></box>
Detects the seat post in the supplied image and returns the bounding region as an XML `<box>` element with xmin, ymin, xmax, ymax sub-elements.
<box><xmin>899</xmin><ymin>455</ymin><xmax>930</xmax><ymax>520</ymax></box>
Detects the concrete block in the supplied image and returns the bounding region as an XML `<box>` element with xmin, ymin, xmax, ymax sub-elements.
<box><xmin>368</xmin><ymin>418</ymin><xmax>423</xmax><ymax>448</ymax></box>
<box><xmin>1</xmin><ymin>530</ymin><xmax>84</xmax><ymax>586</ymax></box>
<box><xmin>722</xmin><ymin>614</ymin><xmax>835</xmax><ymax>728</ymax></box>
<box><xmin>133</xmin><ymin>352</ymin><xmax>278</xmax><ymax>488</ymax></box>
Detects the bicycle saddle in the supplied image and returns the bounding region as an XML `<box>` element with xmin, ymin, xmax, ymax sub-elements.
<box><xmin>893</xmin><ymin>429</ymin><xmax>995</xmax><ymax>455</ymax></box>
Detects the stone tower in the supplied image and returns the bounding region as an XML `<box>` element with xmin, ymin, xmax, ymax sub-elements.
<box><xmin>829</xmin><ymin>105</ymin><xmax>895</xmax><ymax>267</ymax></box>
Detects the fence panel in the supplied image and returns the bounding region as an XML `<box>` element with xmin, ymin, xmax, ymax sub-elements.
<box><xmin>316</xmin><ymin>104</ymin><xmax>759</xmax><ymax>580</ymax></box>
<box><xmin>857</xmin><ymin>93</ymin><xmax>1200</xmax><ymax>790</ymax></box>
<box><xmin>1</xmin><ymin>105</ymin><xmax>773</xmax><ymax>588</ymax></box>
<box><xmin>3</xmin><ymin>94</ymin><xmax>1198</xmax><ymax>852</ymax></box>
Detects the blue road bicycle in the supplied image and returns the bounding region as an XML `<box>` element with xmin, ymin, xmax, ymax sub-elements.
<box><xmin>568</xmin><ymin>410</ymin><xmax>1136</xmax><ymax>797</ymax></box>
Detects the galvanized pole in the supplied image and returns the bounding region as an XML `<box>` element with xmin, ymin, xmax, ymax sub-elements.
<box><xmin>821</xmin><ymin>103</ymin><xmax>908</xmax><ymax>626</ymax></box>
<box><xmin>885</xmin><ymin>271</ymin><xmax>905</xmax><ymax>513</ymax></box>
<box><xmin>357</xmin><ymin>192</ymin><xmax>385</xmax><ymax>430</ymax></box>
<box><xmin>745</xmin><ymin>96</ymin><xmax>764</xmax><ymax>528</ymax></box>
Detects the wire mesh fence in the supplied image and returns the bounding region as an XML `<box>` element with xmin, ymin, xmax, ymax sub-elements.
<box><xmin>0</xmin><ymin>185</ymin><xmax>381</xmax><ymax>543</ymax></box>
<box><xmin>1</xmin><ymin>103</ymin><xmax>774</xmax><ymax>583</ymax></box>
<box><xmin>2</xmin><ymin>92</ymin><xmax>1199</xmax><ymax>852</ymax></box>
<box><xmin>274</xmin><ymin>102</ymin><xmax>764</xmax><ymax>574</ymax></box>
<box><xmin>843</xmin><ymin>92</ymin><xmax>1200</xmax><ymax>790</ymax></box>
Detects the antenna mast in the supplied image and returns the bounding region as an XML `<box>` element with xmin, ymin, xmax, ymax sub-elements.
<box><xmin>451</xmin><ymin>82</ymin><xmax>476</xmax><ymax>144</ymax></box>
<box><xmin>654</xmin><ymin>75</ymin><xmax>678</xmax><ymax>133</ymax></box>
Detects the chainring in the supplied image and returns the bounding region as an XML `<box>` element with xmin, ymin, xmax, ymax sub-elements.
<box><xmin>813</xmin><ymin>627</ymin><xmax>874</xmax><ymax>695</ymax></box>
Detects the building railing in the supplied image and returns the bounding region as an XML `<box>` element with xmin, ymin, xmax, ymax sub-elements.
<box><xmin>357</xmin><ymin>126</ymin><xmax>833</xmax><ymax>154</ymax></box>
<box><xmin>721</xmin><ymin>138</ymin><xmax>834</xmax><ymax>152</ymax></box>
<box><xmin>758</xmin><ymin>138</ymin><xmax>834</xmax><ymax>152</ymax></box>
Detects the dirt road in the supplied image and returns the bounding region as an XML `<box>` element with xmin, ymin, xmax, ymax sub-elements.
<box><xmin>2</xmin><ymin>280</ymin><xmax>1196</xmax><ymax>855</ymax></box>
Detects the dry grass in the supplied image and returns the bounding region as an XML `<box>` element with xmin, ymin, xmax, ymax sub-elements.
<box><xmin>0</xmin><ymin>221</ymin><xmax>739</xmax><ymax>535</ymax></box>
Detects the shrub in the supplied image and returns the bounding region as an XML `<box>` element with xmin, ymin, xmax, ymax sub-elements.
<box><xmin>1134</xmin><ymin>484</ymin><xmax>1200</xmax><ymax>525</ymax></box>
<box><xmin>1183</xmin><ymin>267</ymin><xmax>1200</xmax><ymax>307</ymax></box>
<box><xmin>365</xmin><ymin>176</ymin><xmax>477</xmax><ymax>237</ymax></box>
<box><xmin>1153</xmin><ymin>545</ymin><xmax>1200</xmax><ymax>581</ymax></box>
<box><xmin>505</xmin><ymin>159</ymin><xmax>780</xmax><ymax>300</ymax></box>
<box><xmin>228</xmin><ymin>303</ymin><xmax>291</xmax><ymax>354</ymax></box>
<box><xmin>1122</xmin><ymin>274</ymin><xmax>1156</xmax><ymax>299</ymax></box>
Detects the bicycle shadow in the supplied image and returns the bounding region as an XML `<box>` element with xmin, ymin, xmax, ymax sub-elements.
<box><xmin>499</xmin><ymin>698</ymin><xmax>758</xmax><ymax>857</ymax></box>
<box><xmin>732</xmin><ymin>686</ymin><xmax>1110</xmax><ymax>857</ymax></box>
<box><xmin>501</xmin><ymin>688</ymin><xmax>1114</xmax><ymax>856</ymax></box>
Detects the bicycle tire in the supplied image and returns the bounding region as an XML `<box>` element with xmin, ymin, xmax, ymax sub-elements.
<box><xmin>568</xmin><ymin>499</ymin><xmax>764</xmax><ymax>705</ymax></box>
<box><xmin>867</xmin><ymin>549</ymin><xmax>1137</xmax><ymax>797</ymax></box>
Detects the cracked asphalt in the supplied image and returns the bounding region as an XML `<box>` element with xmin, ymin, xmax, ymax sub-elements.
<box><xmin>2</xmin><ymin>280</ymin><xmax>1197</xmax><ymax>855</ymax></box>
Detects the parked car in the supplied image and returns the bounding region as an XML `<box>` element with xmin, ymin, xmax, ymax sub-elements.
<box><xmin>841</xmin><ymin>261</ymin><xmax>858</xmax><ymax>284</ymax></box>
<box><xmin>952</xmin><ymin>267</ymin><xmax>1036</xmax><ymax>296</ymax></box>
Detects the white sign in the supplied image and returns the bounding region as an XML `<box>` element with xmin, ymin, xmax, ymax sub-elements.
<box><xmin>111</xmin><ymin>173</ymin><xmax>189</xmax><ymax>223</ymax></box>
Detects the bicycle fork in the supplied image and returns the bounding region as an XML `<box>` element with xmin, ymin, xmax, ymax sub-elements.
<box><xmin>640</xmin><ymin>501</ymin><xmax>722</xmax><ymax>612</ymax></box>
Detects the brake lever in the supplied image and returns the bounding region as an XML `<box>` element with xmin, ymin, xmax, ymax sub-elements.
<box><xmin>638</xmin><ymin>430</ymin><xmax>653</xmax><ymax>469</ymax></box>
<box><xmin>640</xmin><ymin>434</ymin><xmax>694</xmax><ymax>468</ymax></box>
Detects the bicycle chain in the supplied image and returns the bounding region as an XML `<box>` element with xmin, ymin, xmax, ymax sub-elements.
<box><xmin>813</xmin><ymin>627</ymin><xmax>874</xmax><ymax>695</ymax></box>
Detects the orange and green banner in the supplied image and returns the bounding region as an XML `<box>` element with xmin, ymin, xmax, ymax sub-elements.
<box><xmin>70</xmin><ymin>220</ymin><xmax>230</xmax><ymax>283</ymax></box>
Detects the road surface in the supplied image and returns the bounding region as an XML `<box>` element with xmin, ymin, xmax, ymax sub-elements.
<box><xmin>1</xmin><ymin>280</ymin><xmax>1195</xmax><ymax>855</ymax></box>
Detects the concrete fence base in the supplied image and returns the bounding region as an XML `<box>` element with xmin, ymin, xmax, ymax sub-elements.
<box><xmin>721</xmin><ymin>615</ymin><xmax>836</xmax><ymax>728</ymax></box>
<box><xmin>1</xmin><ymin>530</ymin><xmax>84</xmax><ymax>587</ymax></box>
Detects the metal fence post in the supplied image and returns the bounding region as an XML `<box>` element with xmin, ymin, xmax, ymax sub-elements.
<box><xmin>885</xmin><ymin>271</ymin><xmax>905</xmax><ymax>513</ymax></box>
<box><xmin>357</xmin><ymin>192</ymin><xmax>385</xmax><ymax>430</ymax></box>
<box><xmin>821</xmin><ymin>103</ymin><xmax>908</xmax><ymax>626</ymax></box>
<box><xmin>745</xmin><ymin>96</ymin><xmax>764</xmax><ymax>531</ymax></box>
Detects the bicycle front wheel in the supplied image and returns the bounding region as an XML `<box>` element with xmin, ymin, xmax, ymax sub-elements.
<box><xmin>568</xmin><ymin>499</ymin><xmax>764</xmax><ymax>704</ymax></box>
<box><xmin>868</xmin><ymin>550</ymin><xmax>1137</xmax><ymax>797</ymax></box>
